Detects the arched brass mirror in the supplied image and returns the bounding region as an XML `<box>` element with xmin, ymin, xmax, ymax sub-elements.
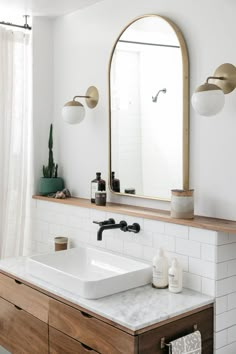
<box><xmin>109</xmin><ymin>15</ymin><xmax>189</xmax><ymax>201</ymax></box>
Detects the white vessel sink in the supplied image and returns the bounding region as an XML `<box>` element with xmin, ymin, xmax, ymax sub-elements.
<box><xmin>26</xmin><ymin>246</ymin><xmax>152</xmax><ymax>299</ymax></box>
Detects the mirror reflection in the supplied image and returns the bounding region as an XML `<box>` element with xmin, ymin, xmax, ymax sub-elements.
<box><xmin>109</xmin><ymin>15</ymin><xmax>189</xmax><ymax>200</ymax></box>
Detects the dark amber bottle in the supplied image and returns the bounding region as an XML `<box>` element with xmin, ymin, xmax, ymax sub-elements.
<box><xmin>111</xmin><ymin>171</ymin><xmax>120</xmax><ymax>193</ymax></box>
<box><xmin>91</xmin><ymin>172</ymin><xmax>106</xmax><ymax>203</ymax></box>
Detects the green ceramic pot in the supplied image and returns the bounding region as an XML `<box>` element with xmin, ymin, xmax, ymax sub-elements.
<box><xmin>39</xmin><ymin>177</ymin><xmax>64</xmax><ymax>196</ymax></box>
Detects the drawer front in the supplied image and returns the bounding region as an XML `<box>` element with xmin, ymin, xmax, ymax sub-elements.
<box><xmin>0</xmin><ymin>272</ymin><xmax>49</xmax><ymax>322</ymax></box>
<box><xmin>49</xmin><ymin>327</ymin><xmax>99</xmax><ymax>354</ymax></box>
<box><xmin>139</xmin><ymin>307</ymin><xmax>213</xmax><ymax>354</ymax></box>
<box><xmin>0</xmin><ymin>297</ymin><xmax>48</xmax><ymax>354</ymax></box>
<box><xmin>49</xmin><ymin>299</ymin><xmax>137</xmax><ymax>354</ymax></box>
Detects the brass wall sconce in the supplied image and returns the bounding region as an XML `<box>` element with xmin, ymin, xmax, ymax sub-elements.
<box><xmin>191</xmin><ymin>63</ymin><xmax>236</xmax><ymax>116</ymax></box>
<box><xmin>62</xmin><ymin>86</ymin><xmax>99</xmax><ymax>124</ymax></box>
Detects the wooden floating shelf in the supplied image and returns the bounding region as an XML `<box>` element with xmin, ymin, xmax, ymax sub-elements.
<box><xmin>33</xmin><ymin>195</ymin><xmax>236</xmax><ymax>234</ymax></box>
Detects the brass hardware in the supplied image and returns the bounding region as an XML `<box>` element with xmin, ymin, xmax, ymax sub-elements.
<box><xmin>85</xmin><ymin>86</ymin><xmax>99</xmax><ymax>108</ymax></box>
<box><xmin>160</xmin><ymin>324</ymin><xmax>198</xmax><ymax>349</ymax></box>
<box><xmin>63</xmin><ymin>86</ymin><xmax>99</xmax><ymax>108</ymax></box>
<box><xmin>69</xmin><ymin>86</ymin><xmax>99</xmax><ymax>108</ymax></box>
<box><xmin>195</xmin><ymin>63</ymin><xmax>236</xmax><ymax>95</ymax></box>
<box><xmin>213</xmin><ymin>63</ymin><xmax>236</xmax><ymax>94</ymax></box>
<box><xmin>108</xmin><ymin>14</ymin><xmax>189</xmax><ymax>201</ymax></box>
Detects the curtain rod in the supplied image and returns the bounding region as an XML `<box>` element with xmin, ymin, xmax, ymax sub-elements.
<box><xmin>0</xmin><ymin>15</ymin><xmax>31</xmax><ymax>31</ymax></box>
<box><xmin>118</xmin><ymin>39</ymin><xmax>180</xmax><ymax>49</ymax></box>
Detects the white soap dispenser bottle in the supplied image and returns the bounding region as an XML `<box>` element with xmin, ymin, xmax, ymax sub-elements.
<box><xmin>168</xmin><ymin>258</ymin><xmax>183</xmax><ymax>293</ymax></box>
<box><xmin>152</xmin><ymin>248</ymin><xmax>168</xmax><ymax>289</ymax></box>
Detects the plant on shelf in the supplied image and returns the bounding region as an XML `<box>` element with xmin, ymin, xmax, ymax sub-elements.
<box><xmin>39</xmin><ymin>124</ymin><xmax>64</xmax><ymax>195</ymax></box>
<box><xmin>43</xmin><ymin>124</ymin><xmax>58</xmax><ymax>178</ymax></box>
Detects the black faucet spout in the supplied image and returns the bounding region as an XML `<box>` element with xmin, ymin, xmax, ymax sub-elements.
<box><xmin>97</xmin><ymin>221</ymin><xmax>127</xmax><ymax>241</ymax></box>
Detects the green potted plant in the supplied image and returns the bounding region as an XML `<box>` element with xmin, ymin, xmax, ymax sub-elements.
<box><xmin>39</xmin><ymin>124</ymin><xmax>64</xmax><ymax>195</ymax></box>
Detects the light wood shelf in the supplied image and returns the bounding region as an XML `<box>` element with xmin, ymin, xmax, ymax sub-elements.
<box><xmin>33</xmin><ymin>195</ymin><xmax>236</xmax><ymax>234</ymax></box>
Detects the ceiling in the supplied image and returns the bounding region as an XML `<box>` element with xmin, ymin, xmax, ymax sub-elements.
<box><xmin>0</xmin><ymin>0</ymin><xmax>104</xmax><ymax>17</ymax></box>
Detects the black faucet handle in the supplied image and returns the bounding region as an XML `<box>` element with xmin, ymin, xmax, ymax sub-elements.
<box><xmin>93</xmin><ymin>218</ymin><xmax>116</xmax><ymax>226</ymax></box>
<box><xmin>127</xmin><ymin>223</ymin><xmax>141</xmax><ymax>233</ymax></box>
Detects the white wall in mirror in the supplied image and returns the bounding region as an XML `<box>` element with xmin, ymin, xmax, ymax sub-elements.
<box><xmin>110</xmin><ymin>21</ymin><xmax>183</xmax><ymax>199</ymax></box>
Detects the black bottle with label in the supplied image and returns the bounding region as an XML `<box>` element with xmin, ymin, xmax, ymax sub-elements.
<box><xmin>91</xmin><ymin>172</ymin><xmax>106</xmax><ymax>203</ymax></box>
<box><xmin>111</xmin><ymin>171</ymin><xmax>120</xmax><ymax>193</ymax></box>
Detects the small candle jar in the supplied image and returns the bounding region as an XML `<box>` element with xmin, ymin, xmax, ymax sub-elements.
<box><xmin>95</xmin><ymin>191</ymin><xmax>107</xmax><ymax>206</ymax></box>
<box><xmin>171</xmin><ymin>189</ymin><xmax>194</xmax><ymax>219</ymax></box>
<box><xmin>54</xmin><ymin>236</ymin><xmax>68</xmax><ymax>251</ymax></box>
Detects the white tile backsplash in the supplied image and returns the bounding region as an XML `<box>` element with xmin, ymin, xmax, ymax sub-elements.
<box><xmin>216</xmin><ymin>296</ymin><xmax>228</xmax><ymax>315</ymax></box>
<box><xmin>227</xmin><ymin>325</ymin><xmax>236</xmax><ymax>344</ymax></box>
<box><xmin>216</xmin><ymin>276</ymin><xmax>236</xmax><ymax>297</ymax></box>
<box><xmin>215</xmin><ymin>330</ymin><xmax>228</xmax><ymax>350</ymax></box>
<box><xmin>176</xmin><ymin>238</ymin><xmax>201</xmax><ymax>258</ymax></box>
<box><xmin>152</xmin><ymin>233</ymin><xmax>175</xmax><ymax>252</ymax></box>
<box><xmin>143</xmin><ymin>219</ymin><xmax>165</xmax><ymax>233</ymax></box>
<box><xmin>189</xmin><ymin>227</ymin><xmax>218</xmax><ymax>245</ymax></box>
<box><xmin>183</xmin><ymin>272</ymin><xmax>202</xmax><ymax>293</ymax></box>
<box><xmin>30</xmin><ymin>199</ymin><xmax>236</xmax><ymax>353</ymax></box>
<box><xmin>201</xmin><ymin>243</ymin><xmax>216</xmax><ymax>262</ymax></box>
<box><xmin>201</xmin><ymin>277</ymin><xmax>216</xmax><ymax>297</ymax></box>
<box><xmin>227</xmin><ymin>259</ymin><xmax>236</xmax><ymax>277</ymax></box>
<box><xmin>164</xmin><ymin>223</ymin><xmax>189</xmax><ymax>239</ymax></box>
<box><xmin>228</xmin><ymin>292</ymin><xmax>236</xmax><ymax>311</ymax></box>
<box><xmin>217</xmin><ymin>243</ymin><xmax>236</xmax><ymax>263</ymax></box>
<box><xmin>216</xmin><ymin>308</ymin><xmax>236</xmax><ymax>332</ymax></box>
<box><xmin>189</xmin><ymin>257</ymin><xmax>215</xmax><ymax>279</ymax></box>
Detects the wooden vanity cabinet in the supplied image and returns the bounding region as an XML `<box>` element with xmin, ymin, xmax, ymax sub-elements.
<box><xmin>0</xmin><ymin>271</ymin><xmax>213</xmax><ymax>354</ymax></box>
<box><xmin>0</xmin><ymin>297</ymin><xmax>48</xmax><ymax>354</ymax></box>
<box><xmin>138</xmin><ymin>306</ymin><xmax>213</xmax><ymax>354</ymax></box>
<box><xmin>49</xmin><ymin>327</ymin><xmax>99</xmax><ymax>354</ymax></box>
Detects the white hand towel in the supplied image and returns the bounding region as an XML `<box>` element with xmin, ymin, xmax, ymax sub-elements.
<box><xmin>169</xmin><ymin>330</ymin><xmax>202</xmax><ymax>354</ymax></box>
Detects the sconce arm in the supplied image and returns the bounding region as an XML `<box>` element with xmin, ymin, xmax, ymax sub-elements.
<box><xmin>206</xmin><ymin>76</ymin><xmax>225</xmax><ymax>83</ymax></box>
<box><xmin>73</xmin><ymin>95</ymin><xmax>90</xmax><ymax>101</ymax></box>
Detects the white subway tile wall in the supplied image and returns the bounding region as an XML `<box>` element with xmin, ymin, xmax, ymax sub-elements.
<box><xmin>30</xmin><ymin>200</ymin><xmax>236</xmax><ymax>353</ymax></box>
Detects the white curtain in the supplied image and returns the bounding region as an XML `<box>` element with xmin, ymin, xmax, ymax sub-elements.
<box><xmin>0</xmin><ymin>27</ymin><xmax>33</xmax><ymax>258</ymax></box>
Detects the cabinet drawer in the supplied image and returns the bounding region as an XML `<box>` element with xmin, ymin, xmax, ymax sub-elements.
<box><xmin>49</xmin><ymin>299</ymin><xmax>137</xmax><ymax>354</ymax></box>
<box><xmin>0</xmin><ymin>272</ymin><xmax>49</xmax><ymax>322</ymax></box>
<box><xmin>49</xmin><ymin>327</ymin><xmax>99</xmax><ymax>354</ymax></box>
<box><xmin>0</xmin><ymin>297</ymin><xmax>48</xmax><ymax>354</ymax></box>
<box><xmin>139</xmin><ymin>307</ymin><xmax>213</xmax><ymax>354</ymax></box>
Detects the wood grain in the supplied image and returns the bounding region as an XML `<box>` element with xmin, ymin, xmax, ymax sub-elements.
<box><xmin>139</xmin><ymin>307</ymin><xmax>213</xmax><ymax>354</ymax></box>
<box><xmin>49</xmin><ymin>327</ymin><xmax>99</xmax><ymax>354</ymax></box>
<box><xmin>33</xmin><ymin>195</ymin><xmax>236</xmax><ymax>233</ymax></box>
<box><xmin>49</xmin><ymin>298</ymin><xmax>138</xmax><ymax>354</ymax></box>
<box><xmin>0</xmin><ymin>297</ymin><xmax>48</xmax><ymax>354</ymax></box>
<box><xmin>0</xmin><ymin>272</ymin><xmax>49</xmax><ymax>322</ymax></box>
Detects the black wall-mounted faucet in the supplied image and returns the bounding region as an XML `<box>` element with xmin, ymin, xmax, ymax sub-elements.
<box><xmin>93</xmin><ymin>218</ymin><xmax>140</xmax><ymax>241</ymax></box>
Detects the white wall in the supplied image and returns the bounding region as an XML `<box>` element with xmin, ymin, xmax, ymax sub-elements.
<box><xmin>46</xmin><ymin>0</ymin><xmax>236</xmax><ymax>221</ymax></box>
<box><xmin>33</xmin><ymin>17</ymin><xmax>54</xmax><ymax>190</ymax></box>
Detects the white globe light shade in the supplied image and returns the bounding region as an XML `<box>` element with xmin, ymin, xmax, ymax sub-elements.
<box><xmin>62</xmin><ymin>101</ymin><xmax>86</xmax><ymax>124</ymax></box>
<box><xmin>191</xmin><ymin>84</ymin><xmax>225</xmax><ymax>117</ymax></box>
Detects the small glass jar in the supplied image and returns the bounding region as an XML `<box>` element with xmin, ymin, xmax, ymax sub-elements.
<box><xmin>54</xmin><ymin>236</ymin><xmax>68</xmax><ymax>251</ymax></box>
<box><xmin>95</xmin><ymin>191</ymin><xmax>107</xmax><ymax>206</ymax></box>
<box><xmin>171</xmin><ymin>189</ymin><xmax>194</xmax><ymax>219</ymax></box>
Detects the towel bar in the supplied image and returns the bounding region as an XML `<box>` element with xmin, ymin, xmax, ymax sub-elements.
<box><xmin>160</xmin><ymin>323</ymin><xmax>198</xmax><ymax>349</ymax></box>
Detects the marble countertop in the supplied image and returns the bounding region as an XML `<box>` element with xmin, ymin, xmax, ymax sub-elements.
<box><xmin>0</xmin><ymin>257</ymin><xmax>214</xmax><ymax>331</ymax></box>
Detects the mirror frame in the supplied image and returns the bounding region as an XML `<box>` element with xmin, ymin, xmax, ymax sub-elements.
<box><xmin>108</xmin><ymin>14</ymin><xmax>189</xmax><ymax>201</ymax></box>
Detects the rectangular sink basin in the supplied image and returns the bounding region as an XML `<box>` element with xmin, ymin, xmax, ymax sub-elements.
<box><xmin>26</xmin><ymin>246</ymin><xmax>152</xmax><ymax>299</ymax></box>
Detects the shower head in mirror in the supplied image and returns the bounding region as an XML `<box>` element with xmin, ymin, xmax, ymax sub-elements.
<box><xmin>152</xmin><ymin>88</ymin><xmax>167</xmax><ymax>102</ymax></box>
